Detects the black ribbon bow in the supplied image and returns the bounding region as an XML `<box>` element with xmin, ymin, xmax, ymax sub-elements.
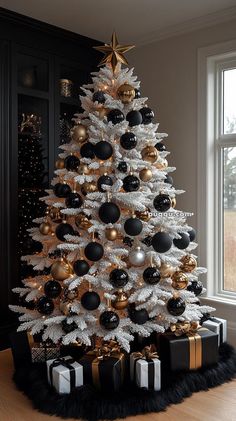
<box><xmin>49</xmin><ymin>357</ymin><xmax>76</xmax><ymax>391</ymax></box>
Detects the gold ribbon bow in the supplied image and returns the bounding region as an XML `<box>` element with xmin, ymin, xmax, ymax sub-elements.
<box><xmin>132</xmin><ymin>346</ymin><xmax>159</xmax><ymax>361</ymax></box>
<box><xmin>170</xmin><ymin>321</ymin><xmax>199</xmax><ymax>337</ymax></box>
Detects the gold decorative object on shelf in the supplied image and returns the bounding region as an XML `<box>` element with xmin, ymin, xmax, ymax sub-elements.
<box><xmin>59</xmin><ymin>79</ymin><xmax>73</xmax><ymax>97</ymax></box>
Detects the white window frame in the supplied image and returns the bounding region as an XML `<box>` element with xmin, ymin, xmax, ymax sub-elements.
<box><xmin>198</xmin><ymin>40</ymin><xmax>236</xmax><ymax>304</ymax></box>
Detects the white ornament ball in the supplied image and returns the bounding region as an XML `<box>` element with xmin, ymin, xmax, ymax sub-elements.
<box><xmin>129</xmin><ymin>247</ymin><xmax>146</xmax><ymax>267</ymax></box>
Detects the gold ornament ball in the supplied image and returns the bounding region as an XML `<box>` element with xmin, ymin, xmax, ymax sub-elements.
<box><xmin>112</xmin><ymin>290</ymin><xmax>129</xmax><ymax>310</ymax></box>
<box><xmin>117</xmin><ymin>83</ymin><xmax>135</xmax><ymax>104</ymax></box>
<box><xmin>135</xmin><ymin>209</ymin><xmax>151</xmax><ymax>222</ymax></box>
<box><xmin>156</xmin><ymin>158</ymin><xmax>168</xmax><ymax>169</ymax></box>
<box><xmin>55</xmin><ymin>158</ymin><xmax>65</xmax><ymax>169</ymax></box>
<box><xmin>139</xmin><ymin>168</ymin><xmax>153</xmax><ymax>182</ymax></box>
<box><xmin>51</xmin><ymin>259</ymin><xmax>74</xmax><ymax>281</ymax></box>
<box><xmin>171</xmin><ymin>197</ymin><xmax>176</xmax><ymax>208</ymax></box>
<box><xmin>141</xmin><ymin>146</ymin><xmax>158</xmax><ymax>163</ymax></box>
<box><xmin>180</xmin><ymin>255</ymin><xmax>197</xmax><ymax>272</ymax></box>
<box><xmin>77</xmin><ymin>164</ymin><xmax>90</xmax><ymax>175</ymax></box>
<box><xmin>60</xmin><ymin>300</ymin><xmax>74</xmax><ymax>316</ymax></box>
<box><xmin>75</xmin><ymin>212</ymin><xmax>92</xmax><ymax>230</ymax></box>
<box><xmin>160</xmin><ymin>262</ymin><xmax>175</xmax><ymax>278</ymax></box>
<box><xmin>171</xmin><ymin>271</ymin><xmax>188</xmax><ymax>290</ymax></box>
<box><xmin>105</xmin><ymin>227</ymin><xmax>118</xmax><ymax>241</ymax></box>
<box><xmin>71</xmin><ymin>124</ymin><xmax>87</xmax><ymax>143</ymax></box>
<box><xmin>81</xmin><ymin>181</ymin><xmax>97</xmax><ymax>195</ymax></box>
<box><xmin>98</xmin><ymin>106</ymin><xmax>109</xmax><ymax>119</ymax></box>
<box><xmin>39</xmin><ymin>221</ymin><xmax>52</xmax><ymax>235</ymax></box>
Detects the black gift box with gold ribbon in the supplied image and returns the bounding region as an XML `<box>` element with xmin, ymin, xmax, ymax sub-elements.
<box><xmin>159</xmin><ymin>326</ymin><xmax>218</xmax><ymax>372</ymax></box>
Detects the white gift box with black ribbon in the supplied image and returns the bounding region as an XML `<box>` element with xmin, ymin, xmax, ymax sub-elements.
<box><xmin>46</xmin><ymin>355</ymin><xmax>83</xmax><ymax>394</ymax></box>
<box><xmin>202</xmin><ymin>317</ymin><xmax>227</xmax><ymax>346</ymax></box>
<box><xmin>130</xmin><ymin>351</ymin><xmax>161</xmax><ymax>391</ymax></box>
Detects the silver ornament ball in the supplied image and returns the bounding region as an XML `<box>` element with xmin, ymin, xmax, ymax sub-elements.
<box><xmin>129</xmin><ymin>247</ymin><xmax>146</xmax><ymax>267</ymax></box>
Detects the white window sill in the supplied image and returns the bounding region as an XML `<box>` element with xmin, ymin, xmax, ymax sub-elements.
<box><xmin>201</xmin><ymin>296</ymin><xmax>236</xmax><ymax>307</ymax></box>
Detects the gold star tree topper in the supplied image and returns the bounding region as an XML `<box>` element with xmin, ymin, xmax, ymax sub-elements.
<box><xmin>94</xmin><ymin>32</ymin><xmax>135</xmax><ymax>72</ymax></box>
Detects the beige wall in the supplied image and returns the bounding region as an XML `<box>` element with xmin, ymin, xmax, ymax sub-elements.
<box><xmin>129</xmin><ymin>18</ymin><xmax>236</xmax><ymax>229</ymax></box>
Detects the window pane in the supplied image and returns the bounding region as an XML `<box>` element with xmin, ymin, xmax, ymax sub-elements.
<box><xmin>223</xmin><ymin>68</ymin><xmax>236</xmax><ymax>134</ymax></box>
<box><xmin>223</xmin><ymin>147</ymin><xmax>236</xmax><ymax>291</ymax></box>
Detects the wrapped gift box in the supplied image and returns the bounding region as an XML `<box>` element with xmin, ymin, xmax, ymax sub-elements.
<box><xmin>202</xmin><ymin>317</ymin><xmax>227</xmax><ymax>345</ymax></box>
<box><xmin>130</xmin><ymin>347</ymin><xmax>161</xmax><ymax>391</ymax></box>
<box><xmin>160</xmin><ymin>327</ymin><xmax>218</xmax><ymax>372</ymax></box>
<box><xmin>46</xmin><ymin>356</ymin><xmax>83</xmax><ymax>394</ymax></box>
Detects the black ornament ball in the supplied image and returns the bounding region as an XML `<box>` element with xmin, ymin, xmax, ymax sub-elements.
<box><xmin>187</xmin><ymin>280</ymin><xmax>203</xmax><ymax>296</ymax></box>
<box><xmin>62</xmin><ymin>319</ymin><xmax>77</xmax><ymax>333</ymax></box>
<box><xmin>188</xmin><ymin>228</ymin><xmax>196</xmax><ymax>242</ymax></box>
<box><xmin>44</xmin><ymin>280</ymin><xmax>62</xmax><ymax>298</ymax></box>
<box><xmin>140</xmin><ymin>107</ymin><xmax>154</xmax><ymax>124</ymax></box>
<box><xmin>65</xmin><ymin>192</ymin><xmax>83</xmax><ymax>208</ymax></box>
<box><xmin>129</xmin><ymin>307</ymin><xmax>149</xmax><ymax>324</ymax></box>
<box><xmin>55</xmin><ymin>223</ymin><xmax>74</xmax><ymax>241</ymax></box>
<box><xmin>173</xmin><ymin>232</ymin><xmax>190</xmax><ymax>250</ymax></box>
<box><xmin>123</xmin><ymin>175</ymin><xmax>140</xmax><ymax>192</ymax></box>
<box><xmin>84</xmin><ymin>241</ymin><xmax>104</xmax><ymax>261</ymax></box>
<box><xmin>126</xmin><ymin>110</ymin><xmax>142</xmax><ymax>127</ymax></box>
<box><xmin>97</xmin><ymin>175</ymin><xmax>113</xmax><ymax>192</ymax></box>
<box><xmin>109</xmin><ymin>268</ymin><xmax>129</xmax><ymax>288</ymax></box>
<box><xmin>99</xmin><ymin>202</ymin><xmax>120</xmax><ymax>224</ymax></box>
<box><xmin>153</xmin><ymin>194</ymin><xmax>171</xmax><ymax>212</ymax></box>
<box><xmin>94</xmin><ymin>141</ymin><xmax>113</xmax><ymax>160</ymax></box>
<box><xmin>134</xmin><ymin>88</ymin><xmax>141</xmax><ymax>99</ymax></box>
<box><xmin>120</xmin><ymin>132</ymin><xmax>137</xmax><ymax>150</ymax></box>
<box><xmin>152</xmin><ymin>232</ymin><xmax>172</xmax><ymax>253</ymax></box>
<box><xmin>124</xmin><ymin>217</ymin><xmax>143</xmax><ymax>236</ymax></box>
<box><xmin>93</xmin><ymin>90</ymin><xmax>105</xmax><ymax>104</ymax></box>
<box><xmin>167</xmin><ymin>297</ymin><xmax>186</xmax><ymax>316</ymax></box>
<box><xmin>37</xmin><ymin>296</ymin><xmax>54</xmax><ymax>315</ymax></box>
<box><xmin>99</xmin><ymin>310</ymin><xmax>120</xmax><ymax>330</ymax></box>
<box><xmin>54</xmin><ymin>183</ymin><xmax>71</xmax><ymax>198</ymax></box>
<box><xmin>107</xmin><ymin>109</ymin><xmax>125</xmax><ymax>125</ymax></box>
<box><xmin>81</xmin><ymin>291</ymin><xmax>101</xmax><ymax>310</ymax></box>
<box><xmin>164</xmin><ymin>174</ymin><xmax>173</xmax><ymax>185</ymax></box>
<box><xmin>143</xmin><ymin>267</ymin><xmax>161</xmax><ymax>285</ymax></box>
<box><xmin>117</xmin><ymin>161</ymin><xmax>128</xmax><ymax>173</ymax></box>
<box><xmin>73</xmin><ymin>259</ymin><xmax>90</xmax><ymax>276</ymax></box>
<box><xmin>80</xmin><ymin>142</ymin><xmax>95</xmax><ymax>159</ymax></box>
<box><xmin>155</xmin><ymin>142</ymin><xmax>166</xmax><ymax>151</ymax></box>
<box><xmin>65</xmin><ymin>155</ymin><xmax>80</xmax><ymax>171</ymax></box>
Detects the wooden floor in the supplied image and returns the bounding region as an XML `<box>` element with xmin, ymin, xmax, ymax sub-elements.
<box><xmin>0</xmin><ymin>349</ymin><xmax>236</xmax><ymax>421</ymax></box>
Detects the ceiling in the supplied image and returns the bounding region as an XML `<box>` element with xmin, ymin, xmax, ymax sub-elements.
<box><xmin>1</xmin><ymin>0</ymin><xmax>236</xmax><ymax>45</ymax></box>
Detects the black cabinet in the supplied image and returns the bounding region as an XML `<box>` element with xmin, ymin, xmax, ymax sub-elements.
<box><xmin>0</xmin><ymin>7</ymin><xmax>101</xmax><ymax>348</ymax></box>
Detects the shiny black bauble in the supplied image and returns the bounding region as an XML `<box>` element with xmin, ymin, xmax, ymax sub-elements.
<box><xmin>153</xmin><ymin>194</ymin><xmax>171</xmax><ymax>212</ymax></box>
<box><xmin>65</xmin><ymin>192</ymin><xmax>83</xmax><ymax>208</ymax></box>
<box><xmin>173</xmin><ymin>232</ymin><xmax>190</xmax><ymax>250</ymax></box>
<box><xmin>126</xmin><ymin>110</ymin><xmax>142</xmax><ymax>127</ymax></box>
<box><xmin>129</xmin><ymin>307</ymin><xmax>149</xmax><ymax>324</ymax></box>
<box><xmin>97</xmin><ymin>175</ymin><xmax>113</xmax><ymax>192</ymax></box>
<box><xmin>37</xmin><ymin>296</ymin><xmax>54</xmax><ymax>315</ymax></box>
<box><xmin>81</xmin><ymin>291</ymin><xmax>101</xmax><ymax>310</ymax></box>
<box><xmin>167</xmin><ymin>297</ymin><xmax>186</xmax><ymax>316</ymax></box>
<box><xmin>80</xmin><ymin>142</ymin><xmax>95</xmax><ymax>159</ymax></box>
<box><xmin>152</xmin><ymin>232</ymin><xmax>172</xmax><ymax>253</ymax></box>
<box><xmin>187</xmin><ymin>280</ymin><xmax>203</xmax><ymax>296</ymax></box>
<box><xmin>73</xmin><ymin>259</ymin><xmax>90</xmax><ymax>276</ymax></box>
<box><xmin>94</xmin><ymin>141</ymin><xmax>113</xmax><ymax>160</ymax></box>
<box><xmin>93</xmin><ymin>91</ymin><xmax>105</xmax><ymax>104</ymax></box>
<box><xmin>143</xmin><ymin>267</ymin><xmax>161</xmax><ymax>284</ymax></box>
<box><xmin>54</xmin><ymin>183</ymin><xmax>71</xmax><ymax>198</ymax></box>
<box><xmin>109</xmin><ymin>268</ymin><xmax>129</xmax><ymax>288</ymax></box>
<box><xmin>99</xmin><ymin>310</ymin><xmax>120</xmax><ymax>330</ymax></box>
<box><xmin>44</xmin><ymin>280</ymin><xmax>62</xmax><ymax>298</ymax></box>
<box><xmin>139</xmin><ymin>107</ymin><xmax>154</xmax><ymax>124</ymax></box>
<box><xmin>65</xmin><ymin>155</ymin><xmax>80</xmax><ymax>171</ymax></box>
<box><xmin>188</xmin><ymin>228</ymin><xmax>196</xmax><ymax>242</ymax></box>
<box><xmin>164</xmin><ymin>174</ymin><xmax>173</xmax><ymax>185</ymax></box>
<box><xmin>107</xmin><ymin>109</ymin><xmax>125</xmax><ymax>125</ymax></box>
<box><xmin>155</xmin><ymin>142</ymin><xmax>166</xmax><ymax>151</ymax></box>
<box><xmin>123</xmin><ymin>175</ymin><xmax>140</xmax><ymax>192</ymax></box>
<box><xmin>84</xmin><ymin>241</ymin><xmax>104</xmax><ymax>261</ymax></box>
<box><xmin>117</xmin><ymin>161</ymin><xmax>128</xmax><ymax>173</ymax></box>
<box><xmin>99</xmin><ymin>202</ymin><xmax>120</xmax><ymax>224</ymax></box>
<box><xmin>55</xmin><ymin>223</ymin><xmax>74</xmax><ymax>241</ymax></box>
<box><xmin>120</xmin><ymin>132</ymin><xmax>137</xmax><ymax>150</ymax></box>
<box><xmin>134</xmin><ymin>89</ymin><xmax>141</xmax><ymax>98</ymax></box>
<box><xmin>124</xmin><ymin>217</ymin><xmax>143</xmax><ymax>236</ymax></box>
<box><xmin>62</xmin><ymin>319</ymin><xmax>78</xmax><ymax>333</ymax></box>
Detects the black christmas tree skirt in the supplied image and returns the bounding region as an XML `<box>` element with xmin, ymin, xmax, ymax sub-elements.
<box><xmin>13</xmin><ymin>343</ymin><xmax>236</xmax><ymax>421</ymax></box>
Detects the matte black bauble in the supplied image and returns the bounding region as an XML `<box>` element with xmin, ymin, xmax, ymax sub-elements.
<box><xmin>126</xmin><ymin>110</ymin><xmax>142</xmax><ymax>127</ymax></box>
<box><xmin>94</xmin><ymin>141</ymin><xmax>113</xmax><ymax>160</ymax></box>
<box><xmin>62</xmin><ymin>319</ymin><xmax>77</xmax><ymax>333</ymax></box>
<box><xmin>84</xmin><ymin>241</ymin><xmax>104</xmax><ymax>261</ymax></box>
<box><xmin>155</xmin><ymin>142</ymin><xmax>166</xmax><ymax>151</ymax></box>
<box><xmin>65</xmin><ymin>192</ymin><xmax>83</xmax><ymax>208</ymax></box>
<box><xmin>188</xmin><ymin>228</ymin><xmax>196</xmax><ymax>242</ymax></box>
<box><xmin>54</xmin><ymin>183</ymin><xmax>71</xmax><ymax>198</ymax></box>
<box><xmin>129</xmin><ymin>307</ymin><xmax>149</xmax><ymax>324</ymax></box>
<box><xmin>37</xmin><ymin>296</ymin><xmax>54</xmax><ymax>315</ymax></box>
<box><xmin>44</xmin><ymin>280</ymin><xmax>62</xmax><ymax>298</ymax></box>
<box><xmin>153</xmin><ymin>194</ymin><xmax>171</xmax><ymax>212</ymax></box>
<box><xmin>99</xmin><ymin>202</ymin><xmax>120</xmax><ymax>224</ymax></box>
<box><xmin>143</xmin><ymin>267</ymin><xmax>161</xmax><ymax>284</ymax></box>
<box><xmin>173</xmin><ymin>232</ymin><xmax>190</xmax><ymax>250</ymax></box>
<box><xmin>139</xmin><ymin>107</ymin><xmax>154</xmax><ymax>125</ymax></box>
<box><xmin>164</xmin><ymin>174</ymin><xmax>173</xmax><ymax>185</ymax></box>
<box><xmin>142</xmin><ymin>235</ymin><xmax>152</xmax><ymax>247</ymax></box>
<box><xmin>107</xmin><ymin>109</ymin><xmax>125</xmax><ymax>125</ymax></box>
<box><xmin>120</xmin><ymin>132</ymin><xmax>137</xmax><ymax>150</ymax></box>
<box><xmin>152</xmin><ymin>232</ymin><xmax>172</xmax><ymax>253</ymax></box>
<box><xmin>81</xmin><ymin>291</ymin><xmax>101</xmax><ymax>310</ymax></box>
<box><xmin>117</xmin><ymin>161</ymin><xmax>128</xmax><ymax>173</ymax></box>
<box><xmin>93</xmin><ymin>90</ymin><xmax>106</xmax><ymax>104</ymax></box>
<box><xmin>99</xmin><ymin>310</ymin><xmax>120</xmax><ymax>330</ymax></box>
<box><xmin>167</xmin><ymin>297</ymin><xmax>186</xmax><ymax>316</ymax></box>
<box><xmin>109</xmin><ymin>268</ymin><xmax>129</xmax><ymax>288</ymax></box>
<box><xmin>73</xmin><ymin>259</ymin><xmax>90</xmax><ymax>276</ymax></box>
<box><xmin>80</xmin><ymin>142</ymin><xmax>95</xmax><ymax>159</ymax></box>
<box><xmin>97</xmin><ymin>175</ymin><xmax>113</xmax><ymax>192</ymax></box>
<box><xmin>123</xmin><ymin>175</ymin><xmax>140</xmax><ymax>192</ymax></box>
<box><xmin>124</xmin><ymin>217</ymin><xmax>143</xmax><ymax>236</ymax></box>
<box><xmin>134</xmin><ymin>88</ymin><xmax>141</xmax><ymax>99</ymax></box>
<box><xmin>65</xmin><ymin>155</ymin><xmax>80</xmax><ymax>171</ymax></box>
<box><xmin>187</xmin><ymin>280</ymin><xmax>203</xmax><ymax>296</ymax></box>
<box><xmin>55</xmin><ymin>223</ymin><xmax>74</xmax><ymax>241</ymax></box>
